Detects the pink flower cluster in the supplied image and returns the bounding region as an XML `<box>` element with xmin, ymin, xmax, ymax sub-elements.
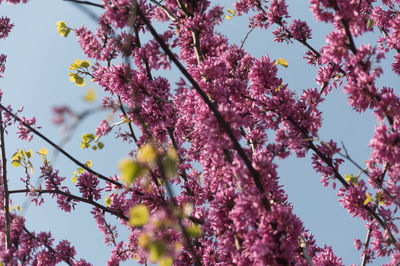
<box><xmin>3</xmin><ymin>0</ymin><xmax>400</xmax><ymax>265</ymax></box>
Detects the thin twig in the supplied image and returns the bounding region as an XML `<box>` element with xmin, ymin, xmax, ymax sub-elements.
<box><xmin>191</xmin><ymin>30</ymin><xmax>204</xmax><ymax>63</ymax></box>
<box><xmin>63</xmin><ymin>0</ymin><xmax>103</xmax><ymax>8</ymax></box>
<box><xmin>240</xmin><ymin>26</ymin><xmax>256</xmax><ymax>50</ymax></box>
<box><xmin>300</xmin><ymin>236</ymin><xmax>314</xmax><ymax>266</ymax></box>
<box><xmin>9</xmin><ymin>188</ymin><xmax>128</xmax><ymax>220</ymax></box>
<box><xmin>0</xmin><ymin>104</ymin><xmax>123</xmax><ymax>188</ymax></box>
<box><xmin>149</xmin><ymin>0</ymin><xmax>177</xmax><ymax>21</ymax></box>
<box><xmin>361</xmin><ymin>224</ymin><xmax>373</xmax><ymax>266</ymax></box>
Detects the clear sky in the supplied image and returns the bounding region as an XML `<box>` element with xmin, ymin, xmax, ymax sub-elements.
<box><xmin>1</xmin><ymin>0</ymin><xmax>394</xmax><ymax>264</ymax></box>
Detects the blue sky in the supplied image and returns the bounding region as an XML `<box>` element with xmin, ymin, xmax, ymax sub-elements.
<box><xmin>1</xmin><ymin>0</ymin><xmax>393</xmax><ymax>264</ymax></box>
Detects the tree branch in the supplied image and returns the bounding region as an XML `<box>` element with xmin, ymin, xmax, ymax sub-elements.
<box><xmin>135</xmin><ymin>5</ymin><xmax>271</xmax><ymax>210</ymax></box>
<box><xmin>9</xmin><ymin>188</ymin><xmax>128</xmax><ymax>221</ymax></box>
<box><xmin>0</xmin><ymin>110</ymin><xmax>10</xmax><ymax>249</ymax></box>
<box><xmin>0</xmin><ymin>104</ymin><xmax>123</xmax><ymax>189</ymax></box>
<box><xmin>63</xmin><ymin>0</ymin><xmax>103</xmax><ymax>8</ymax></box>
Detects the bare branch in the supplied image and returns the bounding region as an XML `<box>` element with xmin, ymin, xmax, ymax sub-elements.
<box><xmin>0</xmin><ymin>104</ymin><xmax>123</xmax><ymax>189</ymax></box>
<box><xmin>63</xmin><ymin>0</ymin><xmax>104</xmax><ymax>8</ymax></box>
<box><xmin>0</xmin><ymin>110</ymin><xmax>10</xmax><ymax>249</ymax></box>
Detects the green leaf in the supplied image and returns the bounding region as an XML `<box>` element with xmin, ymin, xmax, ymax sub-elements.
<box><xmin>137</xmin><ymin>143</ymin><xmax>157</xmax><ymax>163</ymax></box>
<box><xmin>277</xmin><ymin>58</ymin><xmax>288</xmax><ymax>68</ymax></box>
<box><xmin>187</xmin><ymin>224</ymin><xmax>201</xmax><ymax>238</ymax></box>
<box><xmin>83</xmin><ymin>88</ymin><xmax>96</xmax><ymax>102</ymax></box>
<box><xmin>69</xmin><ymin>72</ymin><xmax>77</xmax><ymax>82</ymax></box>
<box><xmin>74</xmin><ymin>76</ymin><xmax>86</xmax><ymax>87</ymax></box>
<box><xmin>26</xmin><ymin>149</ymin><xmax>33</xmax><ymax>159</ymax></box>
<box><xmin>97</xmin><ymin>142</ymin><xmax>104</xmax><ymax>149</ymax></box>
<box><xmin>82</xmin><ymin>133</ymin><xmax>95</xmax><ymax>142</ymax></box>
<box><xmin>364</xmin><ymin>193</ymin><xmax>373</xmax><ymax>205</ymax></box>
<box><xmin>62</xmin><ymin>28</ymin><xmax>71</xmax><ymax>38</ymax></box>
<box><xmin>80</xmin><ymin>60</ymin><xmax>91</xmax><ymax>68</ymax></box>
<box><xmin>11</xmin><ymin>160</ymin><xmax>21</xmax><ymax>167</ymax></box>
<box><xmin>148</xmin><ymin>241</ymin><xmax>166</xmax><ymax>262</ymax></box>
<box><xmin>105</xmin><ymin>196</ymin><xmax>112</xmax><ymax>206</ymax></box>
<box><xmin>37</xmin><ymin>148</ymin><xmax>48</xmax><ymax>156</ymax></box>
<box><xmin>11</xmin><ymin>151</ymin><xmax>21</xmax><ymax>161</ymax></box>
<box><xmin>129</xmin><ymin>204</ymin><xmax>150</xmax><ymax>226</ymax></box>
<box><xmin>119</xmin><ymin>158</ymin><xmax>145</xmax><ymax>185</ymax></box>
<box><xmin>159</xmin><ymin>256</ymin><xmax>173</xmax><ymax>266</ymax></box>
<box><xmin>56</xmin><ymin>22</ymin><xmax>71</xmax><ymax>38</ymax></box>
<box><xmin>367</xmin><ymin>18</ymin><xmax>374</xmax><ymax>30</ymax></box>
<box><xmin>56</xmin><ymin>21</ymin><xmax>66</xmax><ymax>29</ymax></box>
<box><xmin>80</xmin><ymin>142</ymin><xmax>90</xmax><ymax>149</ymax></box>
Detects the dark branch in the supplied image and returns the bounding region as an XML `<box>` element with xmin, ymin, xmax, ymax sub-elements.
<box><xmin>0</xmin><ymin>104</ymin><xmax>123</xmax><ymax>189</ymax></box>
<box><xmin>63</xmin><ymin>0</ymin><xmax>104</xmax><ymax>8</ymax></box>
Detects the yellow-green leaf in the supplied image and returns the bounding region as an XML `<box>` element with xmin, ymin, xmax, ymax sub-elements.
<box><xmin>129</xmin><ymin>204</ymin><xmax>150</xmax><ymax>226</ymax></box>
<box><xmin>74</xmin><ymin>59</ymin><xmax>83</xmax><ymax>66</ymax></box>
<box><xmin>82</xmin><ymin>133</ymin><xmax>95</xmax><ymax>142</ymax></box>
<box><xmin>69</xmin><ymin>72</ymin><xmax>77</xmax><ymax>82</ymax></box>
<box><xmin>38</xmin><ymin>148</ymin><xmax>48</xmax><ymax>156</ymax></box>
<box><xmin>163</xmin><ymin>148</ymin><xmax>178</xmax><ymax>178</ymax></box>
<box><xmin>138</xmin><ymin>233</ymin><xmax>151</xmax><ymax>248</ymax></box>
<box><xmin>56</xmin><ymin>21</ymin><xmax>66</xmax><ymax>29</ymax></box>
<box><xmin>71</xmin><ymin>177</ymin><xmax>77</xmax><ymax>184</ymax></box>
<box><xmin>225</xmin><ymin>15</ymin><xmax>231</xmax><ymax>20</ymax></box>
<box><xmin>367</xmin><ymin>18</ymin><xmax>374</xmax><ymax>30</ymax></box>
<box><xmin>69</xmin><ymin>63</ymin><xmax>79</xmax><ymax>70</ymax></box>
<box><xmin>26</xmin><ymin>149</ymin><xmax>33</xmax><ymax>159</ymax></box>
<box><xmin>187</xmin><ymin>224</ymin><xmax>201</xmax><ymax>238</ymax></box>
<box><xmin>83</xmin><ymin>88</ymin><xmax>96</xmax><ymax>102</ymax></box>
<box><xmin>86</xmin><ymin>160</ymin><xmax>92</xmax><ymax>168</ymax></box>
<box><xmin>80</xmin><ymin>142</ymin><xmax>90</xmax><ymax>149</ymax></box>
<box><xmin>277</xmin><ymin>58</ymin><xmax>288</xmax><ymax>68</ymax></box>
<box><xmin>137</xmin><ymin>143</ymin><xmax>157</xmax><ymax>163</ymax></box>
<box><xmin>105</xmin><ymin>196</ymin><xmax>112</xmax><ymax>207</ymax></box>
<box><xmin>119</xmin><ymin>158</ymin><xmax>145</xmax><ymax>185</ymax></box>
<box><xmin>11</xmin><ymin>151</ymin><xmax>21</xmax><ymax>161</ymax></box>
<box><xmin>159</xmin><ymin>256</ymin><xmax>173</xmax><ymax>266</ymax></box>
<box><xmin>75</xmin><ymin>76</ymin><xmax>86</xmax><ymax>87</ymax></box>
<box><xmin>11</xmin><ymin>160</ymin><xmax>21</xmax><ymax>167</ymax></box>
<box><xmin>56</xmin><ymin>21</ymin><xmax>71</xmax><ymax>38</ymax></box>
<box><xmin>274</xmin><ymin>83</ymin><xmax>285</xmax><ymax>91</ymax></box>
<box><xmin>227</xmin><ymin>9</ymin><xmax>235</xmax><ymax>15</ymax></box>
<box><xmin>80</xmin><ymin>60</ymin><xmax>91</xmax><ymax>68</ymax></box>
<box><xmin>364</xmin><ymin>193</ymin><xmax>373</xmax><ymax>205</ymax></box>
<box><xmin>148</xmin><ymin>241</ymin><xmax>166</xmax><ymax>262</ymax></box>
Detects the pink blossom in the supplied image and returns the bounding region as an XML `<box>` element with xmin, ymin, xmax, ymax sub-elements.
<box><xmin>0</xmin><ymin>54</ymin><xmax>6</xmax><ymax>78</ymax></box>
<box><xmin>96</xmin><ymin>120</ymin><xmax>111</xmax><ymax>137</ymax></box>
<box><xmin>77</xmin><ymin>171</ymin><xmax>102</xmax><ymax>201</ymax></box>
<box><xmin>0</xmin><ymin>17</ymin><xmax>13</xmax><ymax>39</ymax></box>
<box><xmin>289</xmin><ymin>19</ymin><xmax>312</xmax><ymax>42</ymax></box>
